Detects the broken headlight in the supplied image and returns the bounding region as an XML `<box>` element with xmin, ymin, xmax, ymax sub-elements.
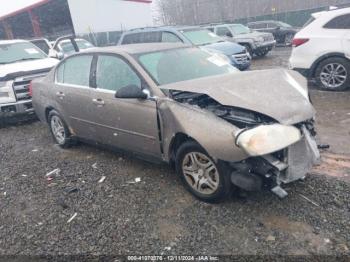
<box><xmin>235</xmin><ymin>124</ymin><xmax>301</xmax><ymax>156</ymax></box>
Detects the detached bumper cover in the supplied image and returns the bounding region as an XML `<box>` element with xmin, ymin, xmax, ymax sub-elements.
<box><xmin>279</xmin><ymin>126</ymin><xmax>320</xmax><ymax>183</ymax></box>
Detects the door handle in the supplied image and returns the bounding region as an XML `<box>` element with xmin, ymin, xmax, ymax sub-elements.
<box><xmin>92</xmin><ymin>98</ymin><xmax>105</xmax><ymax>107</ymax></box>
<box><xmin>56</xmin><ymin>91</ymin><xmax>65</xmax><ymax>99</ymax></box>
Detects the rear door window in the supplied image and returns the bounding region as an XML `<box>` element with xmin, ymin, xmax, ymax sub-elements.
<box><xmin>324</xmin><ymin>14</ymin><xmax>350</xmax><ymax>29</ymax></box>
<box><xmin>96</xmin><ymin>55</ymin><xmax>141</xmax><ymax>92</ymax></box>
<box><xmin>56</xmin><ymin>55</ymin><xmax>93</xmax><ymax>86</ymax></box>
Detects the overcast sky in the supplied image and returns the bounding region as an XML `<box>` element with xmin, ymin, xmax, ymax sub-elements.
<box><xmin>0</xmin><ymin>0</ymin><xmax>46</xmax><ymax>17</ymax></box>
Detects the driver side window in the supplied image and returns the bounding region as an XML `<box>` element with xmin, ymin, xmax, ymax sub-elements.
<box><xmin>96</xmin><ymin>55</ymin><xmax>141</xmax><ymax>92</ymax></box>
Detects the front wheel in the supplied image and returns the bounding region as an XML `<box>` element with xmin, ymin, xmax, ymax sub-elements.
<box><xmin>175</xmin><ymin>141</ymin><xmax>232</xmax><ymax>203</ymax></box>
<box><xmin>255</xmin><ymin>49</ymin><xmax>268</xmax><ymax>57</ymax></box>
<box><xmin>315</xmin><ymin>57</ymin><xmax>350</xmax><ymax>91</ymax></box>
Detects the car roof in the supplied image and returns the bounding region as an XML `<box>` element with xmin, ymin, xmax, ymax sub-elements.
<box><xmin>248</xmin><ymin>20</ymin><xmax>278</xmax><ymax>24</ymax></box>
<box><xmin>85</xmin><ymin>43</ymin><xmax>190</xmax><ymax>55</ymax></box>
<box><xmin>0</xmin><ymin>39</ymin><xmax>29</xmax><ymax>45</ymax></box>
<box><xmin>312</xmin><ymin>7</ymin><xmax>350</xmax><ymax>18</ymax></box>
<box><xmin>125</xmin><ymin>25</ymin><xmax>207</xmax><ymax>34</ymax></box>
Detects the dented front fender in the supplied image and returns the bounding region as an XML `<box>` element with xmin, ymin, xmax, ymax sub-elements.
<box><xmin>158</xmin><ymin>99</ymin><xmax>248</xmax><ymax>163</ymax></box>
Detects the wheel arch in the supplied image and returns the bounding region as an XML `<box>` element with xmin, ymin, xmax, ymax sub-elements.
<box><xmin>45</xmin><ymin>106</ymin><xmax>55</xmax><ymax>123</ymax></box>
<box><xmin>168</xmin><ymin>132</ymin><xmax>195</xmax><ymax>167</ymax></box>
<box><xmin>310</xmin><ymin>52</ymin><xmax>348</xmax><ymax>77</ymax></box>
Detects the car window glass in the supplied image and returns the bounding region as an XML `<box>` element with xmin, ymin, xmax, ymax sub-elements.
<box><xmin>61</xmin><ymin>55</ymin><xmax>93</xmax><ymax>86</ymax></box>
<box><xmin>121</xmin><ymin>33</ymin><xmax>141</xmax><ymax>44</ymax></box>
<box><xmin>267</xmin><ymin>22</ymin><xmax>277</xmax><ymax>28</ymax></box>
<box><xmin>141</xmin><ymin>31</ymin><xmax>162</xmax><ymax>43</ymax></box>
<box><xmin>56</xmin><ymin>63</ymin><xmax>65</xmax><ymax>83</ymax></box>
<box><xmin>96</xmin><ymin>55</ymin><xmax>141</xmax><ymax>91</ymax></box>
<box><xmin>324</xmin><ymin>14</ymin><xmax>350</xmax><ymax>29</ymax></box>
<box><xmin>161</xmin><ymin>32</ymin><xmax>182</xmax><ymax>43</ymax></box>
<box><xmin>139</xmin><ymin>48</ymin><xmax>237</xmax><ymax>85</ymax></box>
<box><xmin>216</xmin><ymin>26</ymin><xmax>230</xmax><ymax>36</ymax></box>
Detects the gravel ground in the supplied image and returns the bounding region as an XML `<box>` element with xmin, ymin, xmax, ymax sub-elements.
<box><xmin>0</xmin><ymin>47</ymin><xmax>350</xmax><ymax>259</ymax></box>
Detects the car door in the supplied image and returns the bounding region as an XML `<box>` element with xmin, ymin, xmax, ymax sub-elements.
<box><xmin>53</xmin><ymin>54</ymin><xmax>97</xmax><ymax>140</ymax></box>
<box><xmin>88</xmin><ymin>54</ymin><xmax>161</xmax><ymax>157</ymax></box>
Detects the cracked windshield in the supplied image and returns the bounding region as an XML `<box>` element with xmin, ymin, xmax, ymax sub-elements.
<box><xmin>0</xmin><ymin>0</ymin><xmax>349</xmax><ymax>261</ymax></box>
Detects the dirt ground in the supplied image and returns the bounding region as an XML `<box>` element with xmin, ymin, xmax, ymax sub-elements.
<box><xmin>0</xmin><ymin>47</ymin><xmax>349</xmax><ymax>259</ymax></box>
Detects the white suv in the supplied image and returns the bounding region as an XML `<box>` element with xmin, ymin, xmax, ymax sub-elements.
<box><xmin>289</xmin><ymin>7</ymin><xmax>350</xmax><ymax>91</ymax></box>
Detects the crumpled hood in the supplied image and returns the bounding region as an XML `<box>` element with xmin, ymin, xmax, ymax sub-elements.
<box><xmin>0</xmin><ymin>58</ymin><xmax>58</xmax><ymax>80</ymax></box>
<box><xmin>161</xmin><ymin>69</ymin><xmax>315</xmax><ymax>125</ymax></box>
<box><xmin>202</xmin><ymin>41</ymin><xmax>245</xmax><ymax>56</ymax></box>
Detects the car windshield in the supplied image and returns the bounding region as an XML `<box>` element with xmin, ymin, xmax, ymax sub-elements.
<box><xmin>60</xmin><ymin>39</ymin><xmax>94</xmax><ymax>54</ymax></box>
<box><xmin>182</xmin><ymin>29</ymin><xmax>223</xmax><ymax>45</ymax></box>
<box><xmin>0</xmin><ymin>42</ymin><xmax>47</xmax><ymax>64</ymax></box>
<box><xmin>229</xmin><ymin>24</ymin><xmax>251</xmax><ymax>34</ymax></box>
<box><xmin>138</xmin><ymin>47</ymin><xmax>237</xmax><ymax>85</ymax></box>
<box><xmin>278</xmin><ymin>21</ymin><xmax>292</xmax><ymax>28</ymax></box>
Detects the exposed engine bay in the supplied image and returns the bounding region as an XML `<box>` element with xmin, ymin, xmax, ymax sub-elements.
<box><xmin>170</xmin><ymin>90</ymin><xmax>320</xmax><ymax>198</ymax></box>
<box><xmin>170</xmin><ymin>90</ymin><xmax>276</xmax><ymax>128</ymax></box>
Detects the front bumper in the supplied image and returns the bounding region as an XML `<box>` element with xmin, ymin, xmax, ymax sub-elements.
<box><xmin>230</xmin><ymin>126</ymin><xmax>320</xmax><ymax>197</ymax></box>
<box><xmin>0</xmin><ymin>99</ymin><xmax>35</xmax><ymax>118</ymax></box>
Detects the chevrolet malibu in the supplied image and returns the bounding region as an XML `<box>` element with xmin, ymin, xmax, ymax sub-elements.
<box><xmin>32</xmin><ymin>43</ymin><xmax>320</xmax><ymax>202</ymax></box>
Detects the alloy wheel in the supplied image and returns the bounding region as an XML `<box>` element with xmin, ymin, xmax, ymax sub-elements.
<box><xmin>320</xmin><ymin>63</ymin><xmax>347</xmax><ymax>89</ymax></box>
<box><xmin>182</xmin><ymin>152</ymin><xmax>219</xmax><ymax>195</ymax></box>
<box><xmin>50</xmin><ymin>115</ymin><xmax>66</xmax><ymax>144</ymax></box>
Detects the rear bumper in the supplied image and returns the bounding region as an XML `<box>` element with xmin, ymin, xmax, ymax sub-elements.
<box><xmin>291</xmin><ymin>68</ymin><xmax>311</xmax><ymax>78</ymax></box>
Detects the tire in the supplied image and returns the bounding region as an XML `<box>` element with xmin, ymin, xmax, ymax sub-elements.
<box><xmin>175</xmin><ymin>141</ymin><xmax>232</xmax><ymax>203</ymax></box>
<box><xmin>284</xmin><ymin>33</ymin><xmax>294</xmax><ymax>46</ymax></box>
<box><xmin>48</xmin><ymin>110</ymin><xmax>73</xmax><ymax>148</ymax></box>
<box><xmin>255</xmin><ymin>49</ymin><xmax>268</xmax><ymax>57</ymax></box>
<box><xmin>315</xmin><ymin>57</ymin><xmax>350</xmax><ymax>91</ymax></box>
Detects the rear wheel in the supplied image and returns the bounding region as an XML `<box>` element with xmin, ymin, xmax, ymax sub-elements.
<box><xmin>315</xmin><ymin>57</ymin><xmax>350</xmax><ymax>91</ymax></box>
<box><xmin>175</xmin><ymin>141</ymin><xmax>232</xmax><ymax>203</ymax></box>
<box><xmin>48</xmin><ymin>110</ymin><xmax>73</xmax><ymax>148</ymax></box>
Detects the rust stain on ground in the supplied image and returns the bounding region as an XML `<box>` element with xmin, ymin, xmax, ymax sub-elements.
<box><xmin>312</xmin><ymin>152</ymin><xmax>350</xmax><ymax>180</ymax></box>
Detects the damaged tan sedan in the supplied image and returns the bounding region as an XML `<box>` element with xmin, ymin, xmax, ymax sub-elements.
<box><xmin>32</xmin><ymin>43</ymin><xmax>320</xmax><ymax>202</ymax></box>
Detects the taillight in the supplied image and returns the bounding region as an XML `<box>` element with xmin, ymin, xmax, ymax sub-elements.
<box><xmin>292</xmin><ymin>38</ymin><xmax>309</xmax><ymax>47</ymax></box>
<box><xmin>29</xmin><ymin>81</ymin><xmax>33</xmax><ymax>97</ymax></box>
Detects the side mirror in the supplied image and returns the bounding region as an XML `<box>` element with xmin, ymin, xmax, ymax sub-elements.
<box><xmin>48</xmin><ymin>49</ymin><xmax>64</xmax><ymax>60</ymax></box>
<box><xmin>226</xmin><ymin>32</ymin><xmax>233</xmax><ymax>37</ymax></box>
<box><xmin>115</xmin><ymin>85</ymin><xmax>148</xmax><ymax>99</ymax></box>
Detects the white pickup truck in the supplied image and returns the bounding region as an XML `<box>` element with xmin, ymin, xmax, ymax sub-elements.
<box><xmin>0</xmin><ymin>40</ymin><xmax>59</xmax><ymax>122</ymax></box>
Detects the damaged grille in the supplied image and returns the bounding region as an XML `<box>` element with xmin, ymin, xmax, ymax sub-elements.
<box><xmin>232</xmin><ymin>53</ymin><xmax>250</xmax><ymax>64</ymax></box>
<box><xmin>171</xmin><ymin>91</ymin><xmax>276</xmax><ymax>128</ymax></box>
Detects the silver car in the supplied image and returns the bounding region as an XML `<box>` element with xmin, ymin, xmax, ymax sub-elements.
<box><xmin>32</xmin><ymin>43</ymin><xmax>320</xmax><ymax>202</ymax></box>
